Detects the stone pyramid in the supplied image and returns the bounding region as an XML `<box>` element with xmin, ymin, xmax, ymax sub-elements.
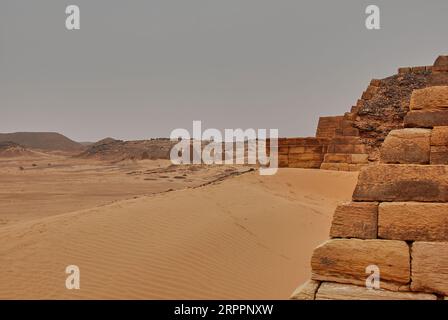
<box><xmin>291</xmin><ymin>84</ymin><xmax>448</xmax><ymax>300</ymax></box>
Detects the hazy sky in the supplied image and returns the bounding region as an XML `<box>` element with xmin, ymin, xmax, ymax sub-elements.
<box><xmin>1</xmin><ymin>0</ymin><xmax>448</xmax><ymax>142</ymax></box>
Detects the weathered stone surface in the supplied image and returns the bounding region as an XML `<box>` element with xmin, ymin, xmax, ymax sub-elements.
<box><xmin>350</xmin><ymin>154</ymin><xmax>369</xmax><ymax>164</ymax></box>
<box><xmin>288</xmin><ymin>160</ymin><xmax>322</xmax><ymax>169</ymax></box>
<box><xmin>410</xmin><ymin>86</ymin><xmax>448</xmax><ymax>111</ymax></box>
<box><xmin>434</xmin><ymin>56</ymin><xmax>448</xmax><ymax>70</ymax></box>
<box><xmin>316</xmin><ymin>116</ymin><xmax>344</xmax><ymax>139</ymax></box>
<box><xmin>398</xmin><ymin>67</ymin><xmax>411</xmax><ymax>74</ymax></box>
<box><xmin>348</xmin><ymin>164</ymin><xmax>366</xmax><ymax>172</ymax></box>
<box><xmin>320</xmin><ymin>163</ymin><xmax>365</xmax><ymax>172</ymax></box>
<box><xmin>411</xmin><ymin>242</ymin><xmax>448</xmax><ymax>295</ymax></box>
<box><xmin>316</xmin><ymin>282</ymin><xmax>436</xmax><ymax>300</ymax></box>
<box><xmin>278</xmin><ymin>146</ymin><xmax>289</xmax><ymax>155</ymax></box>
<box><xmin>324</xmin><ymin>153</ymin><xmax>351</xmax><ymax>163</ymax></box>
<box><xmin>286</xmin><ymin>138</ymin><xmax>323</xmax><ymax>146</ymax></box>
<box><xmin>379</xmin><ymin>202</ymin><xmax>448</xmax><ymax>241</ymax></box>
<box><xmin>353</xmin><ymin>164</ymin><xmax>448</xmax><ymax>202</ymax></box>
<box><xmin>330</xmin><ymin>136</ymin><xmax>362</xmax><ymax>145</ymax></box>
<box><xmin>323</xmin><ymin>153</ymin><xmax>368</xmax><ymax>164</ymax></box>
<box><xmin>431</xmin><ymin>146</ymin><xmax>448</xmax><ymax>164</ymax></box>
<box><xmin>320</xmin><ymin>163</ymin><xmax>349</xmax><ymax>171</ymax></box>
<box><xmin>327</xmin><ymin>144</ymin><xmax>366</xmax><ymax>154</ymax></box>
<box><xmin>311</xmin><ymin>239</ymin><xmax>410</xmax><ymax>290</ymax></box>
<box><xmin>405</xmin><ymin>110</ymin><xmax>448</xmax><ymax>128</ymax></box>
<box><xmin>370</xmin><ymin>79</ymin><xmax>381</xmax><ymax>87</ymax></box>
<box><xmin>290</xmin><ymin>280</ymin><xmax>320</xmax><ymax>300</ymax></box>
<box><xmin>380</xmin><ymin>129</ymin><xmax>431</xmax><ymax>164</ymax></box>
<box><xmin>366</xmin><ymin>85</ymin><xmax>379</xmax><ymax>95</ymax></box>
<box><xmin>278</xmin><ymin>154</ymin><xmax>288</xmax><ymax>167</ymax></box>
<box><xmin>330</xmin><ymin>202</ymin><xmax>378</xmax><ymax>239</ymax></box>
<box><xmin>288</xmin><ymin>153</ymin><xmax>323</xmax><ymax>161</ymax></box>
<box><xmin>430</xmin><ymin>126</ymin><xmax>448</xmax><ymax>146</ymax></box>
<box><xmin>342</xmin><ymin>127</ymin><xmax>359</xmax><ymax>136</ymax></box>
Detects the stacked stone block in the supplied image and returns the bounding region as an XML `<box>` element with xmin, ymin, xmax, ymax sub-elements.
<box><xmin>278</xmin><ymin>138</ymin><xmax>329</xmax><ymax>168</ymax></box>
<box><xmin>315</xmin><ymin>116</ymin><xmax>345</xmax><ymax>139</ymax></box>
<box><xmin>318</xmin><ymin>81</ymin><xmax>377</xmax><ymax>171</ymax></box>
<box><xmin>405</xmin><ymin>86</ymin><xmax>448</xmax><ymax>128</ymax></box>
<box><xmin>431</xmin><ymin>56</ymin><xmax>448</xmax><ymax>86</ymax></box>
<box><xmin>291</xmin><ymin>86</ymin><xmax>448</xmax><ymax>300</ymax></box>
<box><xmin>320</xmin><ymin>136</ymin><xmax>368</xmax><ymax>171</ymax></box>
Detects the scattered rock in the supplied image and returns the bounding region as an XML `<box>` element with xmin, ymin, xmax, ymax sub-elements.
<box><xmin>290</xmin><ymin>280</ymin><xmax>320</xmax><ymax>300</ymax></box>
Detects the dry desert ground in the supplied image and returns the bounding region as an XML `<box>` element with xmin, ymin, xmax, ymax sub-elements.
<box><xmin>0</xmin><ymin>154</ymin><xmax>358</xmax><ymax>299</ymax></box>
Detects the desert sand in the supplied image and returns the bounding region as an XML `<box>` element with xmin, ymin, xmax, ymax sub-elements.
<box><xmin>0</xmin><ymin>156</ymin><xmax>357</xmax><ymax>299</ymax></box>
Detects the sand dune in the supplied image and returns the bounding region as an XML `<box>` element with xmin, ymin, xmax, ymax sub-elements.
<box><xmin>0</xmin><ymin>168</ymin><xmax>357</xmax><ymax>299</ymax></box>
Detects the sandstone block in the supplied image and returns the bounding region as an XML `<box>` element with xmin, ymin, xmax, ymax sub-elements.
<box><xmin>353</xmin><ymin>164</ymin><xmax>448</xmax><ymax>202</ymax></box>
<box><xmin>320</xmin><ymin>163</ymin><xmax>349</xmax><ymax>171</ymax></box>
<box><xmin>287</xmin><ymin>138</ymin><xmax>323</xmax><ymax>146</ymax></box>
<box><xmin>288</xmin><ymin>153</ymin><xmax>323</xmax><ymax>161</ymax></box>
<box><xmin>288</xmin><ymin>161</ymin><xmax>322</xmax><ymax>169</ymax></box>
<box><xmin>366</xmin><ymin>85</ymin><xmax>379</xmax><ymax>95</ymax></box>
<box><xmin>316</xmin><ymin>282</ymin><xmax>436</xmax><ymax>300</ymax></box>
<box><xmin>379</xmin><ymin>129</ymin><xmax>431</xmax><ymax>164</ymax></box>
<box><xmin>411</xmin><ymin>242</ymin><xmax>448</xmax><ymax>295</ymax></box>
<box><xmin>348</xmin><ymin>163</ymin><xmax>367</xmax><ymax>171</ymax></box>
<box><xmin>430</xmin><ymin>126</ymin><xmax>448</xmax><ymax>146</ymax></box>
<box><xmin>304</xmin><ymin>146</ymin><xmax>324</xmax><ymax>153</ymax></box>
<box><xmin>430</xmin><ymin>73</ymin><xmax>448</xmax><ymax>86</ymax></box>
<box><xmin>352</xmin><ymin>144</ymin><xmax>367</xmax><ymax>154</ymax></box>
<box><xmin>331</xmin><ymin>136</ymin><xmax>361</xmax><ymax>145</ymax></box>
<box><xmin>431</xmin><ymin>146</ymin><xmax>448</xmax><ymax>164</ymax></box>
<box><xmin>410</xmin><ymin>86</ymin><xmax>448</xmax><ymax>111</ymax></box>
<box><xmin>342</xmin><ymin>127</ymin><xmax>359</xmax><ymax>136</ymax></box>
<box><xmin>411</xmin><ymin>66</ymin><xmax>427</xmax><ymax>74</ymax></box>
<box><xmin>350</xmin><ymin>154</ymin><xmax>369</xmax><ymax>164</ymax></box>
<box><xmin>324</xmin><ymin>153</ymin><xmax>351</xmax><ymax>163</ymax></box>
<box><xmin>278</xmin><ymin>146</ymin><xmax>289</xmax><ymax>155</ymax></box>
<box><xmin>311</xmin><ymin>239</ymin><xmax>410</xmax><ymax>290</ymax></box>
<box><xmin>398</xmin><ymin>67</ymin><xmax>411</xmax><ymax>74</ymax></box>
<box><xmin>362</xmin><ymin>91</ymin><xmax>373</xmax><ymax>100</ymax></box>
<box><xmin>405</xmin><ymin>110</ymin><xmax>448</xmax><ymax>128</ymax></box>
<box><xmin>434</xmin><ymin>56</ymin><xmax>448</xmax><ymax>67</ymax></box>
<box><xmin>330</xmin><ymin>202</ymin><xmax>378</xmax><ymax>239</ymax></box>
<box><xmin>290</xmin><ymin>280</ymin><xmax>320</xmax><ymax>300</ymax></box>
<box><xmin>379</xmin><ymin>202</ymin><xmax>448</xmax><ymax>241</ymax></box>
<box><xmin>288</xmin><ymin>146</ymin><xmax>305</xmax><ymax>154</ymax></box>
<box><xmin>278</xmin><ymin>154</ymin><xmax>288</xmax><ymax>167</ymax></box>
<box><xmin>277</xmin><ymin>138</ymin><xmax>289</xmax><ymax>146</ymax></box>
<box><xmin>370</xmin><ymin>79</ymin><xmax>381</xmax><ymax>87</ymax></box>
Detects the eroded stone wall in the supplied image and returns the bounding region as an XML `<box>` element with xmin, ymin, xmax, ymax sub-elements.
<box><xmin>291</xmin><ymin>85</ymin><xmax>448</xmax><ymax>300</ymax></box>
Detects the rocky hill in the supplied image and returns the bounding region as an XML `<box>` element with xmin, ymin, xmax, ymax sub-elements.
<box><xmin>77</xmin><ymin>138</ymin><xmax>176</xmax><ymax>161</ymax></box>
<box><xmin>0</xmin><ymin>141</ymin><xmax>42</xmax><ymax>158</ymax></box>
<box><xmin>0</xmin><ymin>132</ymin><xmax>84</xmax><ymax>152</ymax></box>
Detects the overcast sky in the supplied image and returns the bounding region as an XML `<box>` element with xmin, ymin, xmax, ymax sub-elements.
<box><xmin>1</xmin><ymin>0</ymin><xmax>447</xmax><ymax>142</ymax></box>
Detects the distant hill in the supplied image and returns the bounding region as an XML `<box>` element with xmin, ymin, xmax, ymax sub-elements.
<box><xmin>0</xmin><ymin>132</ymin><xmax>84</xmax><ymax>152</ymax></box>
<box><xmin>77</xmin><ymin>138</ymin><xmax>175</xmax><ymax>161</ymax></box>
<box><xmin>0</xmin><ymin>141</ymin><xmax>43</xmax><ymax>158</ymax></box>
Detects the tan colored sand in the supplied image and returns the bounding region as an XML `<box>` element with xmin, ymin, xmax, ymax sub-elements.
<box><xmin>0</xmin><ymin>166</ymin><xmax>357</xmax><ymax>299</ymax></box>
<box><xmin>0</xmin><ymin>156</ymin><xmax>249</xmax><ymax>225</ymax></box>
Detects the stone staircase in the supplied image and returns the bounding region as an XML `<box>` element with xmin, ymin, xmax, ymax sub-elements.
<box><xmin>291</xmin><ymin>85</ymin><xmax>448</xmax><ymax>300</ymax></box>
